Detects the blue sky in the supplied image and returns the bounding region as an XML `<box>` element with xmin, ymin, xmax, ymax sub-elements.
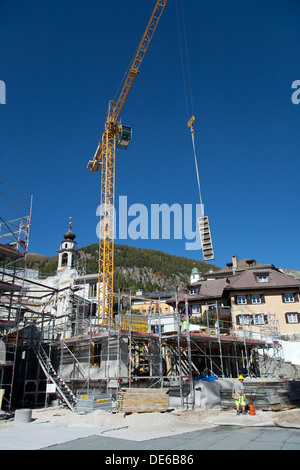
<box><xmin>1</xmin><ymin>0</ymin><xmax>300</xmax><ymax>271</ymax></box>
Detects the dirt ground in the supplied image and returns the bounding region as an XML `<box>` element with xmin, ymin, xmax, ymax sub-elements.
<box><xmin>22</xmin><ymin>405</ymin><xmax>300</xmax><ymax>434</ymax></box>
<box><xmin>0</xmin><ymin>405</ymin><xmax>300</xmax><ymax>439</ymax></box>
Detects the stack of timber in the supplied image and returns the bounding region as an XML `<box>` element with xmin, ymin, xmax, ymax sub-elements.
<box><xmin>117</xmin><ymin>388</ymin><xmax>169</xmax><ymax>413</ymax></box>
<box><xmin>220</xmin><ymin>380</ymin><xmax>300</xmax><ymax>410</ymax></box>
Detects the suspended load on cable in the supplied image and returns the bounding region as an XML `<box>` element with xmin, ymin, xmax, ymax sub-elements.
<box><xmin>198</xmin><ymin>216</ymin><xmax>215</xmax><ymax>261</ymax></box>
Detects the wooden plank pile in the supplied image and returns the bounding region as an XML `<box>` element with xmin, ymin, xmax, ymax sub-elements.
<box><xmin>117</xmin><ymin>388</ymin><xmax>169</xmax><ymax>413</ymax></box>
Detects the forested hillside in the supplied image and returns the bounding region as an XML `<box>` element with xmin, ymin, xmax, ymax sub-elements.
<box><xmin>27</xmin><ymin>243</ymin><xmax>219</xmax><ymax>292</ymax></box>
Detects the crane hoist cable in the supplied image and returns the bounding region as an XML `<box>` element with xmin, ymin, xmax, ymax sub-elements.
<box><xmin>176</xmin><ymin>1</ymin><xmax>215</xmax><ymax>261</ymax></box>
<box><xmin>187</xmin><ymin>116</ymin><xmax>204</xmax><ymax>218</ymax></box>
<box><xmin>176</xmin><ymin>0</ymin><xmax>194</xmax><ymax>121</ymax></box>
<box><xmin>188</xmin><ymin>115</ymin><xmax>215</xmax><ymax>261</ymax></box>
<box><xmin>176</xmin><ymin>0</ymin><xmax>204</xmax><ymax>216</ymax></box>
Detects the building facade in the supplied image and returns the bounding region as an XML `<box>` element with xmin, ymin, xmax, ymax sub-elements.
<box><xmin>169</xmin><ymin>256</ymin><xmax>300</xmax><ymax>337</ymax></box>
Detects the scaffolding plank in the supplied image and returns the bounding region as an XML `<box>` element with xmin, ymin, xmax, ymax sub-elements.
<box><xmin>0</xmin><ymin>280</ymin><xmax>22</xmax><ymax>292</ymax></box>
<box><xmin>0</xmin><ymin>243</ymin><xmax>26</xmax><ymax>260</ymax></box>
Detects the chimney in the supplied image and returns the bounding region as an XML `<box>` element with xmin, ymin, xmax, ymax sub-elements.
<box><xmin>232</xmin><ymin>255</ymin><xmax>238</xmax><ymax>274</ymax></box>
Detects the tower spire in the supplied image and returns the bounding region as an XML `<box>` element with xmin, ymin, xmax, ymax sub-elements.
<box><xmin>57</xmin><ymin>217</ymin><xmax>77</xmax><ymax>272</ymax></box>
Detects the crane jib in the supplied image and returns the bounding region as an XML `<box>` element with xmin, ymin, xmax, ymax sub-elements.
<box><xmin>112</xmin><ymin>0</ymin><xmax>168</xmax><ymax>124</ymax></box>
<box><xmin>87</xmin><ymin>1</ymin><xmax>168</xmax><ymax>174</ymax></box>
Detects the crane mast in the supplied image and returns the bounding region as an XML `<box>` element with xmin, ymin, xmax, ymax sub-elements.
<box><xmin>87</xmin><ymin>1</ymin><xmax>168</xmax><ymax>327</ymax></box>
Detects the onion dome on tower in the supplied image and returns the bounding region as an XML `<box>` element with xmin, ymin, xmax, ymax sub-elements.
<box><xmin>63</xmin><ymin>218</ymin><xmax>76</xmax><ymax>241</ymax></box>
<box><xmin>57</xmin><ymin>217</ymin><xmax>77</xmax><ymax>272</ymax></box>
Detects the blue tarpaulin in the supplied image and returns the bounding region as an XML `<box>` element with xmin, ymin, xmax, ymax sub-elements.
<box><xmin>195</xmin><ymin>374</ymin><xmax>218</xmax><ymax>382</ymax></box>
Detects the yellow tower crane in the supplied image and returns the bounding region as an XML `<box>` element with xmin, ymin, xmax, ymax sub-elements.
<box><xmin>87</xmin><ymin>1</ymin><xmax>168</xmax><ymax>328</ymax></box>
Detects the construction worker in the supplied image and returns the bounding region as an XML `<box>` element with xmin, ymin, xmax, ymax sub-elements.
<box><xmin>232</xmin><ymin>375</ymin><xmax>247</xmax><ymax>415</ymax></box>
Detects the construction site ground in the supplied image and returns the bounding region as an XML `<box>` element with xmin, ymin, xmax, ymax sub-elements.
<box><xmin>0</xmin><ymin>405</ymin><xmax>300</xmax><ymax>450</ymax></box>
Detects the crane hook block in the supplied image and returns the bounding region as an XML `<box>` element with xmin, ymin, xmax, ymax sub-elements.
<box><xmin>187</xmin><ymin>116</ymin><xmax>195</xmax><ymax>129</ymax></box>
<box><xmin>116</xmin><ymin>125</ymin><xmax>132</xmax><ymax>150</ymax></box>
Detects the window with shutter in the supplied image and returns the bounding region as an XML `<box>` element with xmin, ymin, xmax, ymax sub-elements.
<box><xmin>285</xmin><ymin>313</ymin><xmax>299</xmax><ymax>324</ymax></box>
<box><xmin>251</xmin><ymin>294</ymin><xmax>261</xmax><ymax>304</ymax></box>
<box><xmin>284</xmin><ymin>293</ymin><xmax>295</xmax><ymax>303</ymax></box>
<box><xmin>237</xmin><ymin>295</ymin><xmax>247</xmax><ymax>305</ymax></box>
<box><xmin>253</xmin><ymin>313</ymin><xmax>265</xmax><ymax>325</ymax></box>
<box><xmin>192</xmin><ymin>305</ymin><xmax>200</xmax><ymax>314</ymax></box>
<box><xmin>238</xmin><ymin>315</ymin><xmax>252</xmax><ymax>325</ymax></box>
<box><xmin>257</xmin><ymin>275</ymin><xmax>268</xmax><ymax>283</ymax></box>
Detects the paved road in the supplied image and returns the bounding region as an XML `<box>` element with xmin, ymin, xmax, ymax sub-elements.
<box><xmin>43</xmin><ymin>425</ymin><xmax>300</xmax><ymax>451</ymax></box>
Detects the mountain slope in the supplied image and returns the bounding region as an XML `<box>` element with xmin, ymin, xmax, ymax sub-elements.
<box><xmin>27</xmin><ymin>243</ymin><xmax>220</xmax><ymax>292</ymax></box>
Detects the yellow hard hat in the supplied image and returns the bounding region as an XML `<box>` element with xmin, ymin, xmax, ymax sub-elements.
<box><xmin>238</xmin><ymin>375</ymin><xmax>244</xmax><ymax>380</ymax></box>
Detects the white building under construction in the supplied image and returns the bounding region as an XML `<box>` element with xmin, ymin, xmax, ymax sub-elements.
<box><xmin>0</xmin><ymin>179</ymin><xmax>287</xmax><ymax>412</ymax></box>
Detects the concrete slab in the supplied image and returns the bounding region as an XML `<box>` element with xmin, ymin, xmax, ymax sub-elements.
<box><xmin>0</xmin><ymin>420</ymin><xmax>113</xmax><ymax>450</ymax></box>
<box><xmin>1</xmin><ymin>414</ymin><xmax>300</xmax><ymax>450</ymax></box>
<box><xmin>213</xmin><ymin>416</ymin><xmax>276</xmax><ymax>427</ymax></box>
<box><xmin>285</xmin><ymin>431</ymin><xmax>300</xmax><ymax>444</ymax></box>
<box><xmin>243</xmin><ymin>440</ymin><xmax>283</xmax><ymax>450</ymax></box>
<box><xmin>101</xmin><ymin>423</ymin><xmax>217</xmax><ymax>442</ymax></box>
<box><xmin>44</xmin><ymin>425</ymin><xmax>300</xmax><ymax>451</ymax></box>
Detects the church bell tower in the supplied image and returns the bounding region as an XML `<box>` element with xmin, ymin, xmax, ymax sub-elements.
<box><xmin>57</xmin><ymin>217</ymin><xmax>77</xmax><ymax>272</ymax></box>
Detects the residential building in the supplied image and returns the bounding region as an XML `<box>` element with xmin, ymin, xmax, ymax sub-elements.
<box><xmin>131</xmin><ymin>291</ymin><xmax>175</xmax><ymax>315</ymax></box>
<box><xmin>226</xmin><ymin>266</ymin><xmax>300</xmax><ymax>336</ymax></box>
<box><xmin>168</xmin><ymin>256</ymin><xmax>300</xmax><ymax>337</ymax></box>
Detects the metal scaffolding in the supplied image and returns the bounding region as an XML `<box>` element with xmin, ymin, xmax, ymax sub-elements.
<box><xmin>0</xmin><ymin>175</ymin><xmax>33</xmax><ymax>410</ymax></box>
<box><xmin>1</xmin><ymin>266</ymin><xmax>284</xmax><ymax>412</ymax></box>
<box><xmin>0</xmin><ymin>192</ymin><xmax>285</xmax><ymax>412</ymax></box>
<box><xmin>36</xmin><ymin>292</ymin><xmax>281</xmax><ymax>411</ymax></box>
